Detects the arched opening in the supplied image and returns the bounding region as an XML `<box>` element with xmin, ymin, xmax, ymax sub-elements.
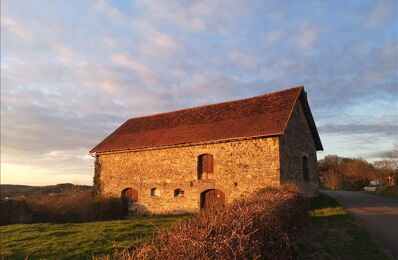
<box><xmin>303</xmin><ymin>156</ymin><xmax>309</xmax><ymax>181</ymax></box>
<box><xmin>121</xmin><ymin>187</ymin><xmax>138</xmax><ymax>213</ymax></box>
<box><xmin>174</xmin><ymin>189</ymin><xmax>185</xmax><ymax>197</ymax></box>
<box><xmin>200</xmin><ymin>189</ymin><xmax>225</xmax><ymax>209</ymax></box>
<box><xmin>150</xmin><ymin>188</ymin><xmax>160</xmax><ymax>197</ymax></box>
<box><xmin>198</xmin><ymin>154</ymin><xmax>214</xmax><ymax>180</ymax></box>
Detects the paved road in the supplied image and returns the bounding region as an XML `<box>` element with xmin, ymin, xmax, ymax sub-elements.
<box><xmin>322</xmin><ymin>190</ymin><xmax>398</xmax><ymax>259</ymax></box>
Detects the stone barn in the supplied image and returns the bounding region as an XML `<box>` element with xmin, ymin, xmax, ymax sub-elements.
<box><xmin>90</xmin><ymin>86</ymin><xmax>323</xmax><ymax>214</ymax></box>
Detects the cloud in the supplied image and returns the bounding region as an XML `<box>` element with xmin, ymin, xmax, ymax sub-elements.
<box><xmin>229</xmin><ymin>51</ymin><xmax>258</xmax><ymax>70</ymax></box>
<box><xmin>295</xmin><ymin>24</ymin><xmax>318</xmax><ymax>48</ymax></box>
<box><xmin>94</xmin><ymin>0</ymin><xmax>125</xmax><ymax>20</ymax></box>
<box><xmin>134</xmin><ymin>0</ymin><xmax>250</xmax><ymax>32</ymax></box>
<box><xmin>364</xmin><ymin>0</ymin><xmax>396</xmax><ymax>28</ymax></box>
<box><xmin>110</xmin><ymin>53</ymin><xmax>158</xmax><ymax>87</ymax></box>
<box><xmin>318</xmin><ymin>123</ymin><xmax>398</xmax><ymax>137</ymax></box>
<box><xmin>1</xmin><ymin>16</ymin><xmax>33</xmax><ymax>42</ymax></box>
<box><xmin>263</xmin><ymin>30</ymin><xmax>284</xmax><ymax>45</ymax></box>
<box><xmin>132</xmin><ymin>20</ymin><xmax>183</xmax><ymax>57</ymax></box>
<box><xmin>364</xmin><ymin>149</ymin><xmax>398</xmax><ymax>159</ymax></box>
<box><xmin>1</xmin><ymin>162</ymin><xmax>93</xmax><ymax>185</ymax></box>
<box><xmin>52</xmin><ymin>45</ymin><xmax>77</xmax><ymax>64</ymax></box>
<box><xmin>102</xmin><ymin>36</ymin><xmax>118</xmax><ymax>47</ymax></box>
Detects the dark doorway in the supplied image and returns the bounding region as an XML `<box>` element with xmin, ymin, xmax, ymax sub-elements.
<box><xmin>200</xmin><ymin>189</ymin><xmax>225</xmax><ymax>209</ymax></box>
<box><xmin>121</xmin><ymin>187</ymin><xmax>138</xmax><ymax>212</ymax></box>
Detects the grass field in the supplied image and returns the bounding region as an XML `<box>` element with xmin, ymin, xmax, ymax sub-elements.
<box><xmin>298</xmin><ymin>193</ymin><xmax>391</xmax><ymax>260</ymax></box>
<box><xmin>0</xmin><ymin>215</ymin><xmax>183</xmax><ymax>259</ymax></box>
<box><xmin>1</xmin><ymin>194</ymin><xmax>392</xmax><ymax>260</ymax></box>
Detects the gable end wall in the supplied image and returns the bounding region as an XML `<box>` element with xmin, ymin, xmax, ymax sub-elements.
<box><xmin>280</xmin><ymin>100</ymin><xmax>319</xmax><ymax>197</ymax></box>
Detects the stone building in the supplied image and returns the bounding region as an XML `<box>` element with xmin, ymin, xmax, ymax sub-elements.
<box><xmin>90</xmin><ymin>86</ymin><xmax>323</xmax><ymax>214</ymax></box>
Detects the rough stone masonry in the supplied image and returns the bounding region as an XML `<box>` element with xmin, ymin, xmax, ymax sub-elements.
<box><xmin>90</xmin><ymin>86</ymin><xmax>323</xmax><ymax>214</ymax></box>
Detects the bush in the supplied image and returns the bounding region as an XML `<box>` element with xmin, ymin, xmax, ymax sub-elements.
<box><xmin>117</xmin><ymin>184</ymin><xmax>306</xmax><ymax>260</ymax></box>
<box><xmin>0</xmin><ymin>199</ymin><xmax>33</xmax><ymax>225</ymax></box>
<box><xmin>25</xmin><ymin>189</ymin><xmax>124</xmax><ymax>223</ymax></box>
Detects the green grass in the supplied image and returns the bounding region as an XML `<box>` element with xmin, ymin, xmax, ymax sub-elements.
<box><xmin>298</xmin><ymin>193</ymin><xmax>391</xmax><ymax>260</ymax></box>
<box><xmin>2</xmin><ymin>195</ymin><xmax>393</xmax><ymax>260</ymax></box>
<box><xmin>318</xmin><ymin>183</ymin><xmax>328</xmax><ymax>190</ymax></box>
<box><xmin>0</xmin><ymin>215</ymin><xmax>184</xmax><ymax>260</ymax></box>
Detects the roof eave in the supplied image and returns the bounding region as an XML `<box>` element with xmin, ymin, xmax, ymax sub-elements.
<box><xmin>299</xmin><ymin>90</ymin><xmax>323</xmax><ymax>151</ymax></box>
<box><xmin>90</xmin><ymin>133</ymin><xmax>284</xmax><ymax>155</ymax></box>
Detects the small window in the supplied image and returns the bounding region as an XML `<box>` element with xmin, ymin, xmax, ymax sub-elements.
<box><xmin>174</xmin><ymin>189</ymin><xmax>185</xmax><ymax>197</ymax></box>
<box><xmin>150</xmin><ymin>188</ymin><xmax>160</xmax><ymax>197</ymax></box>
<box><xmin>198</xmin><ymin>154</ymin><xmax>214</xmax><ymax>180</ymax></box>
<box><xmin>303</xmin><ymin>157</ymin><xmax>309</xmax><ymax>181</ymax></box>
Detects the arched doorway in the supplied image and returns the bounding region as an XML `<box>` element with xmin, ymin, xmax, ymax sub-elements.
<box><xmin>200</xmin><ymin>189</ymin><xmax>225</xmax><ymax>209</ymax></box>
<box><xmin>121</xmin><ymin>187</ymin><xmax>138</xmax><ymax>213</ymax></box>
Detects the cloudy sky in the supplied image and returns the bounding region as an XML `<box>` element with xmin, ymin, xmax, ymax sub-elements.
<box><xmin>1</xmin><ymin>0</ymin><xmax>397</xmax><ymax>185</ymax></box>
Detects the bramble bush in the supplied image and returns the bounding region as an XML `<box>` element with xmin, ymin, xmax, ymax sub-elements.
<box><xmin>113</xmin><ymin>184</ymin><xmax>306</xmax><ymax>260</ymax></box>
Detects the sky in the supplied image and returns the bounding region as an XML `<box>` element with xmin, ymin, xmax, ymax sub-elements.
<box><xmin>1</xmin><ymin>0</ymin><xmax>397</xmax><ymax>186</ymax></box>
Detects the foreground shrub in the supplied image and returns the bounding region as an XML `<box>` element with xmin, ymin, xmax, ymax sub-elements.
<box><xmin>25</xmin><ymin>190</ymin><xmax>124</xmax><ymax>223</ymax></box>
<box><xmin>0</xmin><ymin>199</ymin><xmax>33</xmax><ymax>225</ymax></box>
<box><xmin>118</xmin><ymin>184</ymin><xmax>306</xmax><ymax>260</ymax></box>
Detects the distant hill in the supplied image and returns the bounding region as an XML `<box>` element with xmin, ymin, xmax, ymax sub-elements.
<box><xmin>0</xmin><ymin>183</ymin><xmax>92</xmax><ymax>199</ymax></box>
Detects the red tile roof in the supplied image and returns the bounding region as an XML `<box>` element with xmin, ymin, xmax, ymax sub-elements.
<box><xmin>90</xmin><ymin>86</ymin><xmax>322</xmax><ymax>153</ymax></box>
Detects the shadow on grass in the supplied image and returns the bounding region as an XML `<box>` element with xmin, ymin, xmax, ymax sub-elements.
<box><xmin>297</xmin><ymin>194</ymin><xmax>391</xmax><ymax>260</ymax></box>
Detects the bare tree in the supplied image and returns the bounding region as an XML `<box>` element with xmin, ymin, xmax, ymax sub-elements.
<box><xmin>382</xmin><ymin>143</ymin><xmax>398</xmax><ymax>169</ymax></box>
<box><xmin>392</xmin><ymin>144</ymin><xmax>398</xmax><ymax>169</ymax></box>
<box><xmin>323</xmin><ymin>168</ymin><xmax>343</xmax><ymax>190</ymax></box>
<box><xmin>373</xmin><ymin>144</ymin><xmax>398</xmax><ymax>185</ymax></box>
<box><xmin>343</xmin><ymin>158</ymin><xmax>375</xmax><ymax>188</ymax></box>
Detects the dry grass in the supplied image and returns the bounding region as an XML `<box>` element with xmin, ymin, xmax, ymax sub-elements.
<box><xmin>110</xmin><ymin>184</ymin><xmax>306</xmax><ymax>260</ymax></box>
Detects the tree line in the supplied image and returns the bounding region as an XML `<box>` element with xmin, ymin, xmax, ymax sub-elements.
<box><xmin>319</xmin><ymin>145</ymin><xmax>398</xmax><ymax>190</ymax></box>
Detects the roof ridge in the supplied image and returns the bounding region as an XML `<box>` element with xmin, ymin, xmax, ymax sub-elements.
<box><xmin>91</xmin><ymin>85</ymin><xmax>310</xmax><ymax>154</ymax></box>
<box><xmin>128</xmin><ymin>85</ymin><xmax>304</xmax><ymax>121</ymax></box>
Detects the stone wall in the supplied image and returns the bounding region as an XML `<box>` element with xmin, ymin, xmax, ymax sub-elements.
<box><xmin>279</xmin><ymin>100</ymin><xmax>319</xmax><ymax>197</ymax></box>
<box><xmin>95</xmin><ymin>137</ymin><xmax>280</xmax><ymax>214</ymax></box>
